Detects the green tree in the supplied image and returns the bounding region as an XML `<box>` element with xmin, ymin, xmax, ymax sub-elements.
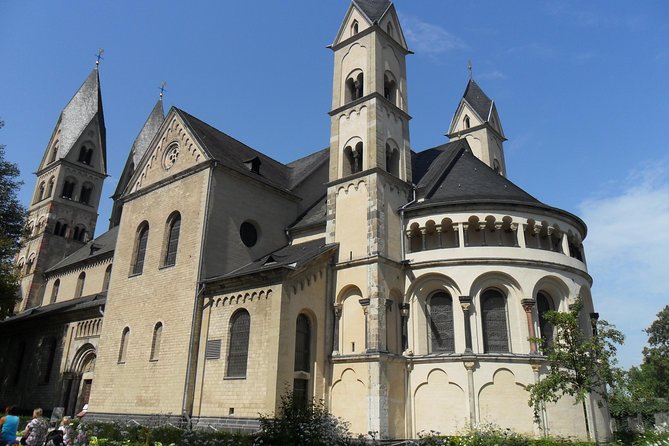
<box><xmin>527</xmin><ymin>297</ymin><xmax>624</xmax><ymax>441</ymax></box>
<box><xmin>642</xmin><ymin>305</ymin><xmax>669</xmax><ymax>400</ymax></box>
<box><xmin>0</xmin><ymin>119</ymin><xmax>26</xmax><ymax>318</ymax></box>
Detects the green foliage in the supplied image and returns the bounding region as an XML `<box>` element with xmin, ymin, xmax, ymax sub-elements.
<box><xmin>642</xmin><ymin>305</ymin><xmax>669</xmax><ymax>401</ymax></box>
<box><xmin>254</xmin><ymin>393</ymin><xmax>353</xmax><ymax>446</ymax></box>
<box><xmin>526</xmin><ymin>297</ymin><xmax>624</xmax><ymax>439</ymax></box>
<box><xmin>0</xmin><ymin>119</ymin><xmax>26</xmax><ymax>319</ymax></box>
<box><xmin>417</xmin><ymin>424</ymin><xmax>595</xmax><ymax>445</ymax></box>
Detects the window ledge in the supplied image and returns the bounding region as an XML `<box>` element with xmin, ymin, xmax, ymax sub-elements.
<box><xmin>149</xmin><ymin>358</ymin><xmax>159</xmax><ymax>363</ymax></box>
<box><xmin>128</xmin><ymin>272</ymin><xmax>143</xmax><ymax>278</ymax></box>
<box><xmin>158</xmin><ymin>264</ymin><xmax>175</xmax><ymax>271</ymax></box>
<box><xmin>224</xmin><ymin>376</ymin><xmax>246</xmax><ymax>380</ymax></box>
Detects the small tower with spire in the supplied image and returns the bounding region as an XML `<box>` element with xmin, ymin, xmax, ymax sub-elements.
<box><xmin>447</xmin><ymin>78</ymin><xmax>507</xmax><ymax>176</ymax></box>
<box><xmin>16</xmin><ymin>66</ymin><xmax>107</xmax><ymax>311</ymax></box>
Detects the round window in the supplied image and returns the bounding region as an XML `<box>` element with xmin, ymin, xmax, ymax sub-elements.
<box><xmin>240</xmin><ymin>221</ymin><xmax>258</xmax><ymax>247</ymax></box>
<box><xmin>163</xmin><ymin>144</ymin><xmax>180</xmax><ymax>170</ymax></box>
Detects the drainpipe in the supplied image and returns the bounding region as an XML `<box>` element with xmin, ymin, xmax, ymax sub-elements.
<box><xmin>399</xmin><ymin>185</ymin><xmax>417</xmax><ymax>262</ymax></box>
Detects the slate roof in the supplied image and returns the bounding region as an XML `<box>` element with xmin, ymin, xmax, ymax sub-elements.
<box><xmin>463</xmin><ymin>79</ymin><xmax>493</xmax><ymax>122</ymax></box>
<box><xmin>286</xmin><ymin>148</ymin><xmax>329</xmax><ymax>190</ymax></box>
<box><xmin>2</xmin><ymin>293</ymin><xmax>106</xmax><ymax>325</ymax></box>
<box><xmin>113</xmin><ymin>100</ymin><xmax>164</xmax><ymax>198</ymax></box>
<box><xmin>353</xmin><ymin>0</ymin><xmax>392</xmax><ymax>23</ymax></box>
<box><xmin>53</xmin><ymin>69</ymin><xmax>106</xmax><ymax>170</ymax></box>
<box><xmin>410</xmin><ymin>140</ymin><xmax>540</xmax><ymax>207</ymax></box>
<box><xmin>289</xmin><ymin>195</ymin><xmax>327</xmax><ymax>230</ymax></box>
<box><xmin>206</xmin><ymin>238</ymin><xmax>335</xmax><ymax>281</ymax></box>
<box><xmin>46</xmin><ymin>226</ymin><xmax>118</xmax><ymax>274</ymax></box>
<box><xmin>176</xmin><ymin>108</ymin><xmax>292</xmax><ymax>192</ymax></box>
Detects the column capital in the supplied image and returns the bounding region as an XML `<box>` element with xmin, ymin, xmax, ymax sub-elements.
<box><xmin>464</xmin><ymin>360</ymin><xmax>477</xmax><ymax>371</ymax></box>
<box><xmin>521</xmin><ymin>298</ymin><xmax>536</xmax><ymax>312</ymax></box>
<box><xmin>333</xmin><ymin>303</ymin><xmax>343</xmax><ymax>317</ymax></box>
<box><xmin>399</xmin><ymin>302</ymin><xmax>410</xmax><ymax>317</ymax></box>
<box><xmin>459</xmin><ymin>295</ymin><xmax>472</xmax><ymax>311</ymax></box>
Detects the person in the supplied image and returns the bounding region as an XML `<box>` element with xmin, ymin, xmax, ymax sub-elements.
<box><xmin>23</xmin><ymin>409</ymin><xmax>47</xmax><ymax>446</ymax></box>
<box><xmin>0</xmin><ymin>406</ymin><xmax>19</xmax><ymax>446</ymax></box>
<box><xmin>57</xmin><ymin>418</ymin><xmax>70</xmax><ymax>446</ymax></box>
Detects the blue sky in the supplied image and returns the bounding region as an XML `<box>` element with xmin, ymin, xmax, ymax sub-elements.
<box><xmin>1</xmin><ymin>1</ymin><xmax>667</xmax><ymax>368</ymax></box>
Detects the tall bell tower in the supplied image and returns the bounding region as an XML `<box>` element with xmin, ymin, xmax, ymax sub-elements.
<box><xmin>326</xmin><ymin>0</ymin><xmax>412</xmax><ymax>439</ymax></box>
<box><xmin>16</xmin><ymin>68</ymin><xmax>106</xmax><ymax>311</ymax></box>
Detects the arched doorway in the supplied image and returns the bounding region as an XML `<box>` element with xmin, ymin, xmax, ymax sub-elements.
<box><xmin>61</xmin><ymin>344</ymin><xmax>96</xmax><ymax>416</ymax></box>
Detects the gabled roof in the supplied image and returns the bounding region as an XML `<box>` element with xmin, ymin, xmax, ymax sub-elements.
<box><xmin>352</xmin><ymin>0</ymin><xmax>392</xmax><ymax>23</ymax></box>
<box><xmin>204</xmin><ymin>238</ymin><xmax>336</xmax><ymax>282</ymax></box>
<box><xmin>463</xmin><ymin>79</ymin><xmax>493</xmax><ymax>122</ymax></box>
<box><xmin>46</xmin><ymin>226</ymin><xmax>118</xmax><ymax>274</ymax></box>
<box><xmin>53</xmin><ymin>69</ymin><xmax>106</xmax><ymax>169</ymax></box>
<box><xmin>175</xmin><ymin>108</ymin><xmax>292</xmax><ymax>192</ymax></box>
<box><xmin>113</xmin><ymin>100</ymin><xmax>164</xmax><ymax>199</ymax></box>
<box><xmin>289</xmin><ymin>195</ymin><xmax>327</xmax><ymax>230</ymax></box>
<box><xmin>2</xmin><ymin>293</ymin><xmax>106</xmax><ymax>325</ymax></box>
<box><xmin>286</xmin><ymin>147</ymin><xmax>329</xmax><ymax>191</ymax></box>
<box><xmin>410</xmin><ymin>140</ymin><xmax>540</xmax><ymax>208</ymax></box>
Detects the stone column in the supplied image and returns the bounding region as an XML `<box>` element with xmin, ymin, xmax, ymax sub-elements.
<box><xmin>405</xmin><ymin>230</ymin><xmax>413</xmax><ymax>254</ymax></box>
<box><xmin>420</xmin><ymin>228</ymin><xmax>427</xmax><ymax>251</ymax></box>
<box><xmin>464</xmin><ymin>360</ymin><xmax>477</xmax><ymax>427</ymax></box>
<box><xmin>462</xmin><ymin>223</ymin><xmax>469</xmax><ymax>247</ymax></box>
<box><xmin>494</xmin><ymin>221</ymin><xmax>504</xmax><ymax>246</ymax></box>
<box><xmin>546</xmin><ymin>227</ymin><xmax>554</xmax><ymax>251</ymax></box>
<box><xmin>453</xmin><ymin>223</ymin><xmax>461</xmax><ymax>247</ymax></box>
<box><xmin>399</xmin><ymin>302</ymin><xmax>410</xmax><ymax>352</ymax></box>
<box><xmin>522</xmin><ymin>298</ymin><xmax>538</xmax><ymax>354</ymax></box>
<box><xmin>479</xmin><ymin>222</ymin><xmax>488</xmax><ymax>246</ymax></box>
<box><xmin>459</xmin><ymin>295</ymin><xmax>473</xmax><ymax>353</ymax></box>
<box><xmin>511</xmin><ymin>223</ymin><xmax>520</xmax><ymax>247</ymax></box>
<box><xmin>436</xmin><ymin>226</ymin><xmax>443</xmax><ymax>248</ymax></box>
<box><xmin>530</xmin><ymin>360</ymin><xmax>547</xmax><ymax>436</ymax></box>
<box><xmin>332</xmin><ymin>304</ymin><xmax>342</xmax><ymax>355</ymax></box>
<box><xmin>533</xmin><ymin>225</ymin><xmax>543</xmax><ymax>250</ymax></box>
<box><xmin>359</xmin><ymin>298</ymin><xmax>370</xmax><ymax>352</ymax></box>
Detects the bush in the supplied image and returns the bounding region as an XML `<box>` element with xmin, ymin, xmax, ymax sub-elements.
<box><xmin>254</xmin><ymin>393</ymin><xmax>354</xmax><ymax>446</ymax></box>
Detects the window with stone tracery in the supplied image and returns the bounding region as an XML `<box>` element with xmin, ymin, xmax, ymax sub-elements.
<box><xmin>227</xmin><ymin>309</ymin><xmax>250</xmax><ymax>377</ymax></box>
<box><xmin>481</xmin><ymin>289</ymin><xmax>509</xmax><ymax>353</ymax></box>
<box><xmin>429</xmin><ymin>292</ymin><xmax>455</xmax><ymax>353</ymax></box>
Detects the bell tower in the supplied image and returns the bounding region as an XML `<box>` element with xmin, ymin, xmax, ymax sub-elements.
<box><xmin>326</xmin><ymin>0</ymin><xmax>411</xmax><ymax>439</ymax></box>
<box><xmin>16</xmin><ymin>68</ymin><xmax>107</xmax><ymax>311</ymax></box>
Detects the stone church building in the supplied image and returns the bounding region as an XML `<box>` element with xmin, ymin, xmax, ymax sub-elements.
<box><xmin>1</xmin><ymin>0</ymin><xmax>611</xmax><ymax>441</ymax></box>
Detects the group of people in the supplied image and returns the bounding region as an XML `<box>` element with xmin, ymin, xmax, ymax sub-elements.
<box><xmin>0</xmin><ymin>407</ymin><xmax>71</xmax><ymax>446</ymax></box>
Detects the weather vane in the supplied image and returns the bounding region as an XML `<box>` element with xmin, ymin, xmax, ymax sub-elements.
<box><xmin>159</xmin><ymin>81</ymin><xmax>168</xmax><ymax>100</ymax></box>
<box><xmin>95</xmin><ymin>48</ymin><xmax>105</xmax><ymax>68</ymax></box>
<box><xmin>468</xmin><ymin>60</ymin><xmax>473</xmax><ymax>80</ymax></box>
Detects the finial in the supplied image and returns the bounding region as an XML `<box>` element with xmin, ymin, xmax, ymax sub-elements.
<box><xmin>159</xmin><ymin>81</ymin><xmax>167</xmax><ymax>100</ymax></box>
<box><xmin>95</xmin><ymin>48</ymin><xmax>105</xmax><ymax>69</ymax></box>
<box><xmin>468</xmin><ymin>60</ymin><xmax>473</xmax><ymax>80</ymax></box>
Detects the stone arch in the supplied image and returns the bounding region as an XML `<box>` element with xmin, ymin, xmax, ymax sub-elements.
<box><xmin>414</xmin><ymin>369</ymin><xmax>466</xmax><ymax>435</ymax></box>
<box><xmin>344</xmin><ymin>67</ymin><xmax>364</xmax><ymax>103</ymax></box>
<box><xmin>70</xmin><ymin>343</ymin><xmax>96</xmax><ymax>374</ymax></box>
<box><xmin>337</xmin><ymin>285</ymin><xmax>365</xmax><ymax>355</ymax></box>
<box><xmin>330</xmin><ymin>368</ymin><xmax>366</xmax><ymax>435</ymax></box>
<box><xmin>385</xmin><ymin>138</ymin><xmax>400</xmax><ymax>176</ymax></box>
<box><xmin>532</xmin><ymin>275</ymin><xmax>570</xmax><ymax>311</ymax></box>
<box><xmin>478</xmin><ymin>368</ymin><xmax>534</xmax><ymax>434</ymax></box>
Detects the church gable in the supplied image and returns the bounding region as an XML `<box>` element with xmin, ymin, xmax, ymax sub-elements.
<box><xmin>127</xmin><ymin>109</ymin><xmax>207</xmax><ymax>195</ymax></box>
<box><xmin>448</xmin><ymin>100</ymin><xmax>485</xmax><ymax>135</ymax></box>
<box><xmin>333</xmin><ymin>5</ymin><xmax>373</xmax><ymax>46</ymax></box>
<box><xmin>378</xmin><ymin>5</ymin><xmax>408</xmax><ymax>50</ymax></box>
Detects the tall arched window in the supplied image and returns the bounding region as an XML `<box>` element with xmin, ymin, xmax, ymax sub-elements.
<box><xmin>37</xmin><ymin>182</ymin><xmax>46</xmax><ymax>202</ymax></box>
<box><xmin>163</xmin><ymin>213</ymin><xmax>181</xmax><ymax>267</ymax></box>
<box><xmin>46</xmin><ymin>177</ymin><xmax>55</xmax><ymax>197</ymax></box>
<box><xmin>150</xmin><ymin>322</ymin><xmax>163</xmax><ymax>361</ymax></box>
<box><xmin>345</xmin><ymin>72</ymin><xmax>364</xmax><ymax>103</ymax></box>
<box><xmin>343</xmin><ymin>142</ymin><xmax>363</xmax><ymax>176</ymax></box>
<box><xmin>118</xmin><ymin>327</ymin><xmax>130</xmax><ymax>363</ymax></box>
<box><xmin>537</xmin><ymin>292</ymin><xmax>554</xmax><ymax>349</ymax></box>
<box><xmin>75</xmin><ymin>272</ymin><xmax>86</xmax><ymax>298</ymax></box>
<box><xmin>227</xmin><ymin>309</ymin><xmax>250</xmax><ymax>377</ymax></box>
<box><xmin>464</xmin><ymin>115</ymin><xmax>471</xmax><ymax>129</ymax></box>
<box><xmin>429</xmin><ymin>292</ymin><xmax>455</xmax><ymax>353</ymax></box>
<box><xmin>79</xmin><ymin>183</ymin><xmax>93</xmax><ymax>205</ymax></box>
<box><xmin>49</xmin><ymin>143</ymin><xmax>58</xmax><ymax>164</ymax></box>
<box><xmin>385</xmin><ymin>143</ymin><xmax>399</xmax><ymax>176</ymax></box>
<box><xmin>383</xmin><ymin>73</ymin><xmax>397</xmax><ymax>104</ymax></box>
<box><xmin>50</xmin><ymin>279</ymin><xmax>60</xmax><ymax>304</ymax></box>
<box><xmin>78</xmin><ymin>146</ymin><xmax>93</xmax><ymax>165</ymax></box>
<box><xmin>131</xmin><ymin>223</ymin><xmax>149</xmax><ymax>275</ymax></box>
<box><xmin>351</xmin><ymin>20</ymin><xmax>359</xmax><ymax>36</ymax></box>
<box><xmin>102</xmin><ymin>264</ymin><xmax>112</xmax><ymax>292</ymax></box>
<box><xmin>62</xmin><ymin>179</ymin><xmax>76</xmax><ymax>200</ymax></box>
<box><xmin>294</xmin><ymin>314</ymin><xmax>312</xmax><ymax>407</ymax></box>
<box><xmin>481</xmin><ymin>289</ymin><xmax>509</xmax><ymax>353</ymax></box>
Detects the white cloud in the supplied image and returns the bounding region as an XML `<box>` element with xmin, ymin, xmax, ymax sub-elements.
<box><xmin>478</xmin><ymin>70</ymin><xmax>506</xmax><ymax>81</ymax></box>
<box><xmin>579</xmin><ymin>159</ymin><xmax>669</xmax><ymax>368</ymax></box>
<box><xmin>400</xmin><ymin>14</ymin><xmax>467</xmax><ymax>55</ymax></box>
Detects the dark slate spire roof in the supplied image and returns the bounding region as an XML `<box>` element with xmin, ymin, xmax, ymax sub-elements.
<box><xmin>353</xmin><ymin>0</ymin><xmax>392</xmax><ymax>23</ymax></box>
<box><xmin>463</xmin><ymin>79</ymin><xmax>493</xmax><ymax>122</ymax></box>
<box><xmin>411</xmin><ymin>140</ymin><xmax>540</xmax><ymax>207</ymax></box>
<box><xmin>56</xmin><ymin>69</ymin><xmax>106</xmax><ymax>167</ymax></box>
<box><xmin>113</xmin><ymin>100</ymin><xmax>165</xmax><ymax>199</ymax></box>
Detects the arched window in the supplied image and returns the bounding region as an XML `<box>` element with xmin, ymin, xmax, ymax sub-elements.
<box><xmin>54</xmin><ymin>221</ymin><xmax>68</xmax><ymax>238</ymax></box>
<box><xmin>481</xmin><ymin>289</ymin><xmax>509</xmax><ymax>353</ymax></box>
<box><xmin>537</xmin><ymin>292</ymin><xmax>554</xmax><ymax>349</ymax></box>
<box><xmin>351</xmin><ymin>20</ymin><xmax>359</xmax><ymax>36</ymax></box>
<box><xmin>78</xmin><ymin>146</ymin><xmax>93</xmax><ymax>165</ymax></box>
<box><xmin>75</xmin><ymin>272</ymin><xmax>86</xmax><ymax>298</ymax></box>
<box><xmin>227</xmin><ymin>309</ymin><xmax>250</xmax><ymax>377</ymax></box>
<box><xmin>102</xmin><ymin>264</ymin><xmax>112</xmax><ymax>292</ymax></box>
<box><xmin>464</xmin><ymin>115</ymin><xmax>471</xmax><ymax>129</ymax></box>
<box><xmin>345</xmin><ymin>72</ymin><xmax>364</xmax><ymax>103</ymax></box>
<box><xmin>343</xmin><ymin>142</ymin><xmax>363</xmax><ymax>176</ymax></box>
<box><xmin>73</xmin><ymin>226</ymin><xmax>87</xmax><ymax>242</ymax></box>
<box><xmin>37</xmin><ymin>182</ymin><xmax>46</xmax><ymax>202</ymax></box>
<box><xmin>62</xmin><ymin>179</ymin><xmax>76</xmax><ymax>200</ymax></box>
<box><xmin>131</xmin><ymin>223</ymin><xmax>149</xmax><ymax>275</ymax></box>
<box><xmin>150</xmin><ymin>322</ymin><xmax>163</xmax><ymax>361</ymax></box>
<box><xmin>46</xmin><ymin>177</ymin><xmax>55</xmax><ymax>197</ymax></box>
<box><xmin>384</xmin><ymin>73</ymin><xmax>397</xmax><ymax>104</ymax></box>
<box><xmin>493</xmin><ymin>159</ymin><xmax>501</xmax><ymax>174</ymax></box>
<box><xmin>385</xmin><ymin>143</ymin><xmax>399</xmax><ymax>176</ymax></box>
<box><xmin>80</xmin><ymin>183</ymin><xmax>93</xmax><ymax>205</ymax></box>
<box><xmin>118</xmin><ymin>327</ymin><xmax>130</xmax><ymax>363</ymax></box>
<box><xmin>294</xmin><ymin>314</ymin><xmax>312</xmax><ymax>407</ymax></box>
<box><xmin>49</xmin><ymin>143</ymin><xmax>58</xmax><ymax>163</ymax></box>
<box><xmin>26</xmin><ymin>256</ymin><xmax>35</xmax><ymax>274</ymax></box>
<box><xmin>163</xmin><ymin>213</ymin><xmax>181</xmax><ymax>267</ymax></box>
<box><xmin>387</xmin><ymin>22</ymin><xmax>394</xmax><ymax>37</ymax></box>
<box><xmin>50</xmin><ymin>279</ymin><xmax>60</xmax><ymax>304</ymax></box>
<box><xmin>429</xmin><ymin>292</ymin><xmax>455</xmax><ymax>353</ymax></box>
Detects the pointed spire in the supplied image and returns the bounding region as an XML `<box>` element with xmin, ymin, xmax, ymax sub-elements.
<box><xmin>463</xmin><ymin>79</ymin><xmax>493</xmax><ymax>123</ymax></box>
<box><xmin>352</xmin><ymin>0</ymin><xmax>392</xmax><ymax>23</ymax></box>
<box><xmin>131</xmin><ymin>99</ymin><xmax>165</xmax><ymax>166</ymax></box>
